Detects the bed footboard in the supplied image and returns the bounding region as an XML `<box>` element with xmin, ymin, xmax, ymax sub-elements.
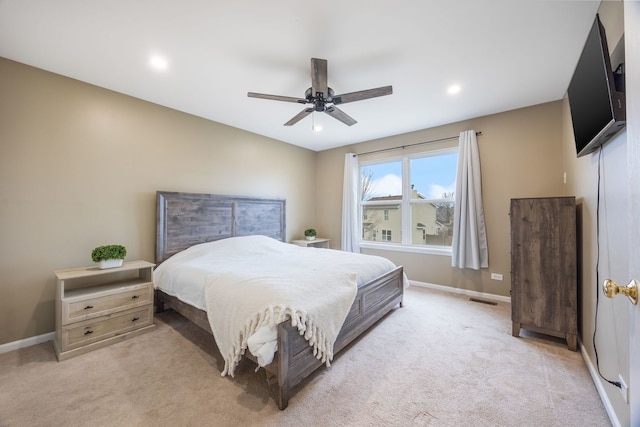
<box><xmin>275</xmin><ymin>265</ymin><xmax>404</xmax><ymax>409</ymax></box>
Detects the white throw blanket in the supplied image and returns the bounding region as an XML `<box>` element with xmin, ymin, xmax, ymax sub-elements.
<box><xmin>154</xmin><ymin>236</ymin><xmax>401</xmax><ymax>377</ymax></box>
<box><xmin>205</xmin><ymin>266</ymin><xmax>357</xmax><ymax>377</ymax></box>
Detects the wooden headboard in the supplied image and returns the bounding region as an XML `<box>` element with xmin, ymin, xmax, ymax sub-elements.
<box><xmin>156</xmin><ymin>191</ymin><xmax>286</xmax><ymax>264</ymax></box>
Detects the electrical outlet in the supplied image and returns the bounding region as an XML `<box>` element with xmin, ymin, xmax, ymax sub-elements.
<box><xmin>619</xmin><ymin>375</ymin><xmax>628</xmax><ymax>403</ymax></box>
<box><xmin>490</xmin><ymin>273</ymin><xmax>503</xmax><ymax>281</ymax></box>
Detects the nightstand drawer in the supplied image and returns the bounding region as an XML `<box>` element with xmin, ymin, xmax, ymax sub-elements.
<box><xmin>63</xmin><ymin>282</ymin><xmax>153</xmax><ymax>324</ymax></box>
<box><xmin>61</xmin><ymin>305</ymin><xmax>153</xmax><ymax>351</ymax></box>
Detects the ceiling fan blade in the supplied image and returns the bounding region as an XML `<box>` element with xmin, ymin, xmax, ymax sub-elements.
<box><xmin>248</xmin><ymin>92</ymin><xmax>307</xmax><ymax>104</ymax></box>
<box><xmin>325</xmin><ymin>106</ymin><xmax>357</xmax><ymax>126</ymax></box>
<box><xmin>332</xmin><ymin>85</ymin><xmax>393</xmax><ymax>105</ymax></box>
<box><xmin>311</xmin><ymin>58</ymin><xmax>328</xmax><ymax>98</ymax></box>
<box><xmin>284</xmin><ymin>108</ymin><xmax>314</xmax><ymax>126</ymax></box>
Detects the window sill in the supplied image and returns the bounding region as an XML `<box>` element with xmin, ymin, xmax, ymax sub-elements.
<box><xmin>359</xmin><ymin>242</ymin><xmax>452</xmax><ymax>256</ymax></box>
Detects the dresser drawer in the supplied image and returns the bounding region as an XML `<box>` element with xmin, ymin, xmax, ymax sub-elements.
<box><xmin>62</xmin><ymin>282</ymin><xmax>152</xmax><ymax>324</ymax></box>
<box><xmin>61</xmin><ymin>305</ymin><xmax>153</xmax><ymax>351</ymax></box>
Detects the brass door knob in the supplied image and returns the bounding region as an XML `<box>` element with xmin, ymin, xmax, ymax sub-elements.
<box><xmin>603</xmin><ymin>279</ymin><xmax>638</xmax><ymax>305</ymax></box>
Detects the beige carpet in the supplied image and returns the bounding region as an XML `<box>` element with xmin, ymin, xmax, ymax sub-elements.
<box><xmin>0</xmin><ymin>286</ymin><xmax>610</xmax><ymax>427</ymax></box>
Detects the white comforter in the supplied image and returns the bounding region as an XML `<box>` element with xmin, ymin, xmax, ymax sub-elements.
<box><xmin>154</xmin><ymin>235</ymin><xmax>402</xmax><ymax>377</ymax></box>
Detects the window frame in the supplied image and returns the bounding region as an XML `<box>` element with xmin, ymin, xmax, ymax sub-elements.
<box><xmin>358</xmin><ymin>146</ymin><xmax>457</xmax><ymax>256</ymax></box>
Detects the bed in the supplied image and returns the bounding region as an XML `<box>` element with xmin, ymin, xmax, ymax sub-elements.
<box><xmin>154</xmin><ymin>191</ymin><xmax>404</xmax><ymax>409</ymax></box>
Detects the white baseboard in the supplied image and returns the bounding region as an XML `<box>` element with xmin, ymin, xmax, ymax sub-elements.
<box><xmin>0</xmin><ymin>332</ymin><xmax>54</xmax><ymax>355</ymax></box>
<box><xmin>409</xmin><ymin>280</ymin><xmax>511</xmax><ymax>304</ymax></box>
<box><xmin>579</xmin><ymin>341</ymin><xmax>621</xmax><ymax>427</ymax></box>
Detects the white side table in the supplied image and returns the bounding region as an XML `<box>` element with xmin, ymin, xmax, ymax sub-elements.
<box><xmin>290</xmin><ymin>238</ymin><xmax>330</xmax><ymax>248</ymax></box>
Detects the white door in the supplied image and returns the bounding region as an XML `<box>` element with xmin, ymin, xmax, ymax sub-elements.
<box><xmin>626</xmin><ymin>2</ymin><xmax>640</xmax><ymax>424</ymax></box>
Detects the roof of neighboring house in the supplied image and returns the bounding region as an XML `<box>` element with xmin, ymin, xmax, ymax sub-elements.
<box><xmin>368</xmin><ymin>195</ymin><xmax>401</xmax><ymax>201</ymax></box>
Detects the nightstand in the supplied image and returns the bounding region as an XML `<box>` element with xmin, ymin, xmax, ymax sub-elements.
<box><xmin>53</xmin><ymin>260</ymin><xmax>156</xmax><ymax>361</ymax></box>
<box><xmin>290</xmin><ymin>238</ymin><xmax>330</xmax><ymax>248</ymax></box>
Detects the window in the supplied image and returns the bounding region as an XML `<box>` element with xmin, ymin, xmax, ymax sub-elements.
<box><xmin>359</xmin><ymin>148</ymin><xmax>458</xmax><ymax>253</ymax></box>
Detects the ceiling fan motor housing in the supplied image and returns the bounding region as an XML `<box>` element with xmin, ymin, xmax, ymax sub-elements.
<box><xmin>305</xmin><ymin>87</ymin><xmax>335</xmax><ymax>111</ymax></box>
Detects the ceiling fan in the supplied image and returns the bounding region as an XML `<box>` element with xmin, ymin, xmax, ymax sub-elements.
<box><xmin>248</xmin><ymin>58</ymin><xmax>393</xmax><ymax>127</ymax></box>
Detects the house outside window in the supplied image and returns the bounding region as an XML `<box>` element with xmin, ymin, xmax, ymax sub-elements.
<box><xmin>359</xmin><ymin>147</ymin><xmax>457</xmax><ymax>254</ymax></box>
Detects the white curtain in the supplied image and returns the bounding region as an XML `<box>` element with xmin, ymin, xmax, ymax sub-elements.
<box><xmin>341</xmin><ymin>153</ymin><xmax>360</xmax><ymax>252</ymax></box>
<box><xmin>451</xmin><ymin>130</ymin><xmax>488</xmax><ymax>269</ymax></box>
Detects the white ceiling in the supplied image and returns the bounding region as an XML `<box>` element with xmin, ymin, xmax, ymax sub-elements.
<box><xmin>0</xmin><ymin>0</ymin><xmax>600</xmax><ymax>151</ymax></box>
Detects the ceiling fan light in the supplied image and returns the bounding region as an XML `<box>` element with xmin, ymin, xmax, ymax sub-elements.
<box><xmin>312</xmin><ymin>111</ymin><xmax>322</xmax><ymax>132</ymax></box>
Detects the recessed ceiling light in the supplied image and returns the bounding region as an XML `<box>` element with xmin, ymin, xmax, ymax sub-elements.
<box><xmin>447</xmin><ymin>84</ymin><xmax>461</xmax><ymax>95</ymax></box>
<box><xmin>150</xmin><ymin>56</ymin><xmax>168</xmax><ymax>71</ymax></box>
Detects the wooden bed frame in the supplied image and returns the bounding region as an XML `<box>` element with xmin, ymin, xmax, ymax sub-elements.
<box><xmin>154</xmin><ymin>191</ymin><xmax>404</xmax><ymax>409</ymax></box>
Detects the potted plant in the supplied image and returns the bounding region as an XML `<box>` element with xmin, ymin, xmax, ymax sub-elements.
<box><xmin>91</xmin><ymin>244</ymin><xmax>127</xmax><ymax>269</ymax></box>
<box><xmin>304</xmin><ymin>228</ymin><xmax>317</xmax><ymax>241</ymax></box>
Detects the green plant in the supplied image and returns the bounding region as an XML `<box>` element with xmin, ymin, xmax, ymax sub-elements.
<box><xmin>91</xmin><ymin>244</ymin><xmax>127</xmax><ymax>262</ymax></box>
<box><xmin>304</xmin><ymin>228</ymin><xmax>317</xmax><ymax>237</ymax></box>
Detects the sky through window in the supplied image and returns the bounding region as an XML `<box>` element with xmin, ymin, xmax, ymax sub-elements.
<box><xmin>364</xmin><ymin>153</ymin><xmax>457</xmax><ymax>199</ymax></box>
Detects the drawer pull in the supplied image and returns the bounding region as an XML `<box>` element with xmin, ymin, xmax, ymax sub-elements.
<box><xmin>131</xmin><ymin>295</ymin><xmax>139</xmax><ymax>299</ymax></box>
<box><xmin>84</xmin><ymin>330</ymin><xmax>94</xmax><ymax>336</ymax></box>
<box><xmin>132</xmin><ymin>317</ymin><xmax>140</xmax><ymax>322</ymax></box>
<box><xmin>84</xmin><ymin>305</ymin><xmax>94</xmax><ymax>310</ymax></box>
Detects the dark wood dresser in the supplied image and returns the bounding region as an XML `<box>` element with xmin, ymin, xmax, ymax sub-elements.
<box><xmin>510</xmin><ymin>196</ymin><xmax>577</xmax><ymax>351</ymax></box>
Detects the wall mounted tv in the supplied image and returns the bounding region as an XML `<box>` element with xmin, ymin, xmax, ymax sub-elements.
<box><xmin>568</xmin><ymin>14</ymin><xmax>625</xmax><ymax>157</ymax></box>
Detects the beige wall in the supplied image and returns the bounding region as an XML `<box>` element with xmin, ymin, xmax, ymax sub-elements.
<box><xmin>0</xmin><ymin>58</ymin><xmax>317</xmax><ymax>345</ymax></box>
<box><xmin>317</xmin><ymin>101</ymin><xmax>565</xmax><ymax>297</ymax></box>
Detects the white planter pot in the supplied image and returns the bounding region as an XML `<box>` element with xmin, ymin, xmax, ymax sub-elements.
<box><xmin>306</xmin><ymin>236</ymin><xmax>316</xmax><ymax>241</ymax></box>
<box><xmin>98</xmin><ymin>259</ymin><xmax>124</xmax><ymax>269</ymax></box>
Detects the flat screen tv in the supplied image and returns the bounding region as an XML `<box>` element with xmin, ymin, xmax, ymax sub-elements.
<box><xmin>568</xmin><ymin>14</ymin><xmax>625</xmax><ymax>157</ymax></box>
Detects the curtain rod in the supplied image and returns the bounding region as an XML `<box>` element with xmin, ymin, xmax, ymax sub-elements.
<box><xmin>353</xmin><ymin>131</ymin><xmax>482</xmax><ymax>157</ymax></box>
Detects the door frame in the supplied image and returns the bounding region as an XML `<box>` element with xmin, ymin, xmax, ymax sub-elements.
<box><xmin>625</xmin><ymin>1</ymin><xmax>639</xmax><ymax>424</ymax></box>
